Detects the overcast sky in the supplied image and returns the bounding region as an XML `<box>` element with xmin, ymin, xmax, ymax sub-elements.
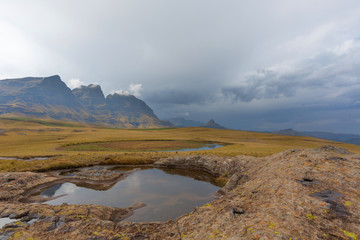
<box><xmin>1</xmin><ymin>0</ymin><xmax>360</xmax><ymax>133</ymax></box>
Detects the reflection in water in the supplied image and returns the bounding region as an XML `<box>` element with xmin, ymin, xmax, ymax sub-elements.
<box><xmin>0</xmin><ymin>218</ymin><xmax>16</xmax><ymax>228</ymax></box>
<box><xmin>37</xmin><ymin>168</ymin><xmax>220</xmax><ymax>222</ymax></box>
<box><xmin>165</xmin><ymin>144</ymin><xmax>223</xmax><ymax>152</ymax></box>
<box><xmin>0</xmin><ymin>156</ymin><xmax>51</xmax><ymax>161</ymax></box>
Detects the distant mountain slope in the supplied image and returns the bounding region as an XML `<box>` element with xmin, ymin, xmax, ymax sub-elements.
<box><xmin>0</xmin><ymin>75</ymin><xmax>89</xmax><ymax>122</ymax></box>
<box><xmin>272</xmin><ymin>128</ymin><xmax>305</xmax><ymax>136</ymax></box>
<box><xmin>201</xmin><ymin>119</ymin><xmax>226</xmax><ymax>129</ymax></box>
<box><xmin>272</xmin><ymin>128</ymin><xmax>360</xmax><ymax>146</ymax></box>
<box><xmin>166</xmin><ymin>117</ymin><xmax>204</xmax><ymax>127</ymax></box>
<box><xmin>0</xmin><ymin>75</ymin><xmax>173</xmax><ymax>128</ymax></box>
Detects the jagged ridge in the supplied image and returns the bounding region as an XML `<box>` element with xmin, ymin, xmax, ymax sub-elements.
<box><xmin>0</xmin><ymin>75</ymin><xmax>173</xmax><ymax>128</ymax></box>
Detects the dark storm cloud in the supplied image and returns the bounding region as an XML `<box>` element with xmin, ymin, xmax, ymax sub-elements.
<box><xmin>221</xmin><ymin>69</ymin><xmax>299</xmax><ymax>102</ymax></box>
<box><xmin>1</xmin><ymin>0</ymin><xmax>360</xmax><ymax>133</ymax></box>
<box><xmin>221</xmin><ymin>43</ymin><xmax>360</xmax><ymax>105</ymax></box>
<box><xmin>146</xmin><ymin>90</ymin><xmax>209</xmax><ymax>105</ymax></box>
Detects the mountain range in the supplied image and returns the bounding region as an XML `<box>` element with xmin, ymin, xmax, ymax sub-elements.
<box><xmin>272</xmin><ymin>128</ymin><xmax>360</xmax><ymax>146</ymax></box>
<box><xmin>0</xmin><ymin>75</ymin><xmax>173</xmax><ymax>128</ymax></box>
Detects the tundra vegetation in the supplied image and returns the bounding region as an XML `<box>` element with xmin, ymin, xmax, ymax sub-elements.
<box><xmin>1</xmin><ymin>117</ymin><xmax>359</xmax><ymax>173</ymax></box>
<box><xmin>1</xmin><ymin>117</ymin><xmax>360</xmax><ymax>239</ymax></box>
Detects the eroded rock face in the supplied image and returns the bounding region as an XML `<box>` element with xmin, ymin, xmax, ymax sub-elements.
<box><xmin>1</xmin><ymin>146</ymin><xmax>360</xmax><ymax>239</ymax></box>
<box><xmin>154</xmin><ymin>155</ymin><xmax>250</xmax><ymax>177</ymax></box>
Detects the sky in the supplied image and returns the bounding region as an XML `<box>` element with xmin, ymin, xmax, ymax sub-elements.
<box><xmin>1</xmin><ymin>0</ymin><xmax>360</xmax><ymax>133</ymax></box>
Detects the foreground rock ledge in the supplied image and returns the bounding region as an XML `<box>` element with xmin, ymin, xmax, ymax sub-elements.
<box><xmin>0</xmin><ymin>146</ymin><xmax>359</xmax><ymax>240</ymax></box>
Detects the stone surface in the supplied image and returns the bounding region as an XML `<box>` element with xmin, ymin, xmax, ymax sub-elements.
<box><xmin>0</xmin><ymin>146</ymin><xmax>359</xmax><ymax>239</ymax></box>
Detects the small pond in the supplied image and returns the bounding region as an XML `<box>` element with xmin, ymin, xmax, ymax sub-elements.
<box><xmin>166</xmin><ymin>143</ymin><xmax>223</xmax><ymax>152</ymax></box>
<box><xmin>0</xmin><ymin>218</ymin><xmax>16</xmax><ymax>228</ymax></box>
<box><xmin>62</xmin><ymin>140</ymin><xmax>224</xmax><ymax>152</ymax></box>
<box><xmin>0</xmin><ymin>156</ymin><xmax>52</xmax><ymax>161</ymax></box>
<box><xmin>33</xmin><ymin>167</ymin><xmax>220</xmax><ymax>222</ymax></box>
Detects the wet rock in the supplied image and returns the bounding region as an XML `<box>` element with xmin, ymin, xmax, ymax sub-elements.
<box><xmin>310</xmin><ymin>190</ymin><xmax>343</xmax><ymax>202</ymax></box>
<box><xmin>296</xmin><ymin>178</ymin><xmax>317</xmax><ymax>186</ymax></box>
<box><xmin>310</xmin><ymin>190</ymin><xmax>348</xmax><ymax>218</ymax></box>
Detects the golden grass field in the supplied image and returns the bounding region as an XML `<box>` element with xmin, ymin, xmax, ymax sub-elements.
<box><xmin>1</xmin><ymin>117</ymin><xmax>360</xmax><ymax>172</ymax></box>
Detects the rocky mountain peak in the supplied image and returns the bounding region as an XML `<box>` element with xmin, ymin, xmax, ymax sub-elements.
<box><xmin>105</xmin><ymin>93</ymin><xmax>156</xmax><ymax>117</ymax></box>
<box><xmin>202</xmin><ymin>119</ymin><xmax>226</xmax><ymax>129</ymax></box>
<box><xmin>0</xmin><ymin>75</ymin><xmax>173</xmax><ymax>128</ymax></box>
<box><xmin>72</xmin><ymin>84</ymin><xmax>106</xmax><ymax>108</ymax></box>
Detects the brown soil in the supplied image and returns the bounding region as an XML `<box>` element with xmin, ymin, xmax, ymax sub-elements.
<box><xmin>0</xmin><ymin>145</ymin><xmax>359</xmax><ymax>239</ymax></box>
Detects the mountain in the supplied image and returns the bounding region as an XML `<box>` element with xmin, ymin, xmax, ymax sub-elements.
<box><xmin>0</xmin><ymin>75</ymin><xmax>173</xmax><ymax>128</ymax></box>
<box><xmin>201</xmin><ymin>119</ymin><xmax>226</xmax><ymax>129</ymax></box>
<box><xmin>272</xmin><ymin>128</ymin><xmax>305</xmax><ymax>136</ymax></box>
<box><xmin>0</xmin><ymin>75</ymin><xmax>89</xmax><ymax>121</ymax></box>
<box><xmin>166</xmin><ymin>117</ymin><xmax>204</xmax><ymax>127</ymax></box>
<box><xmin>72</xmin><ymin>84</ymin><xmax>106</xmax><ymax>110</ymax></box>
<box><xmin>272</xmin><ymin>128</ymin><xmax>360</xmax><ymax>146</ymax></box>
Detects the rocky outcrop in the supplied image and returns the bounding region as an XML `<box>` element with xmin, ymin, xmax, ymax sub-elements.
<box><xmin>154</xmin><ymin>155</ymin><xmax>248</xmax><ymax>177</ymax></box>
<box><xmin>105</xmin><ymin>93</ymin><xmax>156</xmax><ymax>118</ymax></box>
<box><xmin>0</xmin><ymin>146</ymin><xmax>359</xmax><ymax>239</ymax></box>
<box><xmin>72</xmin><ymin>84</ymin><xmax>106</xmax><ymax>110</ymax></box>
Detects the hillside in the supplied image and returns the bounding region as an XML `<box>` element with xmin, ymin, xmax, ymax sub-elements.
<box><xmin>1</xmin><ymin>118</ymin><xmax>360</xmax><ymax>171</ymax></box>
<box><xmin>273</xmin><ymin>128</ymin><xmax>360</xmax><ymax>146</ymax></box>
<box><xmin>0</xmin><ymin>76</ymin><xmax>172</xmax><ymax>128</ymax></box>
<box><xmin>166</xmin><ymin>117</ymin><xmax>205</xmax><ymax>127</ymax></box>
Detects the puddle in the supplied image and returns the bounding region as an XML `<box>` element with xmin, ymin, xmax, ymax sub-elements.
<box><xmin>0</xmin><ymin>218</ymin><xmax>16</xmax><ymax>228</ymax></box>
<box><xmin>31</xmin><ymin>168</ymin><xmax>220</xmax><ymax>222</ymax></box>
<box><xmin>166</xmin><ymin>144</ymin><xmax>223</xmax><ymax>152</ymax></box>
<box><xmin>0</xmin><ymin>156</ymin><xmax>52</xmax><ymax>161</ymax></box>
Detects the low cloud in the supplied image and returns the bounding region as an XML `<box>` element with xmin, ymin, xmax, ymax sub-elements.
<box><xmin>66</xmin><ymin>78</ymin><xmax>85</xmax><ymax>89</ymax></box>
<box><xmin>128</xmin><ymin>84</ymin><xmax>143</xmax><ymax>97</ymax></box>
<box><xmin>114</xmin><ymin>83</ymin><xmax>143</xmax><ymax>98</ymax></box>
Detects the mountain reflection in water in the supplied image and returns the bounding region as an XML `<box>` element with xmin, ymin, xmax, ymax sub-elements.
<box><xmin>36</xmin><ymin>167</ymin><xmax>220</xmax><ymax>222</ymax></box>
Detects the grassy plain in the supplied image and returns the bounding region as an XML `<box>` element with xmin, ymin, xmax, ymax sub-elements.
<box><xmin>1</xmin><ymin>117</ymin><xmax>360</xmax><ymax>172</ymax></box>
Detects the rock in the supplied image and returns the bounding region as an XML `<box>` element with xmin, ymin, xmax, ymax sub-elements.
<box><xmin>1</xmin><ymin>147</ymin><xmax>360</xmax><ymax>239</ymax></box>
<box><xmin>231</xmin><ymin>207</ymin><xmax>245</xmax><ymax>217</ymax></box>
<box><xmin>315</xmin><ymin>145</ymin><xmax>353</xmax><ymax>154</ymax></box>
